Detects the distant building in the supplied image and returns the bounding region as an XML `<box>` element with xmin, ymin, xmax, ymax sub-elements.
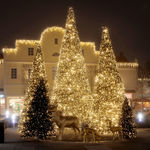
<box><xmin>0</xmin><ymin>26</ymin><xmax>139</xmax><ymax>116</ymax></box>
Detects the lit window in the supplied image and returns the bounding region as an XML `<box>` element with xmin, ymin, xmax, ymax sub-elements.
<box><xmin>52</xmin><ymin>52</ymin><xmax>60</xmax><ymax>57</ymax></box>
<box><xmin>82</xmin><ymin>49</ymin><xmax>84</xmax><ymax>56</ymax></box>
<box><xmin>28</xmin><ymin>69</ymin><xmax>32</xmax><ymax>79</ymax></box>
<box><xmin>52</xmin><ymin>67</ymin><xmax>57</xmax><ymax>80</ymax></box>
<box><xmin>125</xmin><ymin>93</ymin><xmax>132</xmax><ymax>99</ymax></box>
<box><xmin>55</xmin><ymin>38</ymin><xmax>58</xmax><ymax>45</ymax></box>
<box><xmin>28</xmin><ymin>48</ymin><xmax>34</xmax><ymax>56</ymax></box>
<box><xmin>11</xmin><ymin>68</ymin><xmax>17</xmax><ymax>79</ymax></box>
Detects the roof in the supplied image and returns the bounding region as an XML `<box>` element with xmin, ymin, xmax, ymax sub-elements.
<box><xmin>116</xmin><ymin>52</ymin><xmax>129</xmax><ymax>62</ymax></box>
<box><xmin>131</xmin><ymin>97</ymin><xmax>150</xmax><ymax>102</ymax></box>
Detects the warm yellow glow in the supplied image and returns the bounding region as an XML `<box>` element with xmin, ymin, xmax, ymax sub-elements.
<box><xmin>138</xmin><ymin>78</ymin><xmax>150</xmax><ymax>81</ymax></box>
<box><xmin>117</xmin><ymin>63</ymin><xmax>138</xmax><ymax>68</ymax></box>
<box><xmin>18</xmin><ymin>44</ymin><xmax>54</xmax><ymax>139</ymax></box>
<box><xmin>2</xmin><ymin>48</ymin><xmax>17</xmax><ymax>53</ymax></box>
<box><xmin>2</xmin><ymin>40</ymin><xmax>40</xmax><ymax>53</ymax></box>
<box><xmin>16</xmin><ymin>40</ymin><xmax>40</xmax><ymax>50</ymax></box>
<box><xmin>40</xmin><ymin>26</ymin><xmax>65</xmax><ymax>41</ymax></box>
<box><xmin>51</xmin><ymin>7</ymin><xmax>94</xmax><ymax>125</ymax></box>
<box><xmin>93</xmin><ymin>27</ymin><xmax>125</xmax><ymax>133</ymax></box>
<box><xmin>80</xmin><ymin>42</ymin><xmax>99</xmax><ymax>55</ymax></box>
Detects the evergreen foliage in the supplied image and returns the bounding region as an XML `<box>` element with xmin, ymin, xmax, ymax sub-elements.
<box><xmin>120</xmin><ymin>97</ymin><xmax>137</xmax><ymax>138</ymax></box>
<box><xmin>19</xmin><ymin>44</ymin><xmax>55</xmax><ymax>140</ymax></box>
<box><xmin>51</xmin><ymin>7</ymin><xmax>93</xmax><ymax>124</ymax></box>
<box><xmin>93</xmin><ymin>27</ymin><xmax>125</xmax><ymax>133</ymax></box>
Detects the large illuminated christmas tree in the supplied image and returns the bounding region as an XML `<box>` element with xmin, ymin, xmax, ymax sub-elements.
<box><xmin>93</xmin><ymin>27</ymin><xmax>125</xmax><ymax>133</ymax></box>
<box><xmin>18</xmin><ymin>44</ymin><xmax>55</xmax><ymax>140</ymax></box>
<box><xmin>51</xmin><ymin>7</ymin><xmax>93</xmax><ymax>124</ymax></box>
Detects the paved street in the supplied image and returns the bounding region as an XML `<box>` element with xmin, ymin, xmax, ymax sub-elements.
<box><xmin>103</xmin><ymin>128</ymin><xmax>150</xmax><ymax>150</ymax></box>
<box><xmin>0</xmin><ymin>128</ymin><xmax>149</xmax><ymax>150</ymax></box>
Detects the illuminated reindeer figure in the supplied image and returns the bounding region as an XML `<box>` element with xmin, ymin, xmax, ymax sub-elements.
<box><xmin>108</xmin><ymin>119</ymin><xmax>123</xmax><ymax>141</ymax></box>
<box><xmin>49</xmin><ymin>104</ymin><xmax>80</xmax><ymax>141</ymax></box>
<box><xmin>83</xmin><ymin>128</ymin><xmax>101</xmax><ymax>143</ymax></box>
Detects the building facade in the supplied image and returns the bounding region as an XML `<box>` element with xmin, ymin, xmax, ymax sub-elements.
<box><xmin>0</xmin><ymin>26</ymin><xmax>139</xmax><ymax>116</ymax></box>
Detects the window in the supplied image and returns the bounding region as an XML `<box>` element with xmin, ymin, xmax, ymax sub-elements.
<box><xmin>11</xmin><ymin>68</ymin><xmax>17</xmax><ymax>79</ymax></box>
<box><xmin>28</xmin><ymin>48</ymin><xmax>34</xmax><ymax>56</ymax></box>
<box><xmin>52</xmin><ymin>52</ymin><xmax>60</xmax><ymax>57</ymax></box>
<box><xmin>125</xmin><ymin>93</ymin><xmax>132</xmax><ymax>99</ymax></box>
<box><xmin>82</xmin><ymin>49</ymin><xmax>84</xmax><ymax>56</ymax></box>
<box><xmin>28</xmin><ymin>69</ymin><xmax>32</xmax><ymax>79</ymax></box>
<box><xmin>55</xmin><ymin>38</ymin><xmax>58</xmax><ymax>45</ymax></box>
<box><xmin>52</xmin><ymin>67</ymin><xmax>57</xmax><ymax>80</ymax></box>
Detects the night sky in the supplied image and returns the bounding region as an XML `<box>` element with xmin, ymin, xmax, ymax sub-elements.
<box><xmin>0</xmin><ymin>0</ymin><xmax>150</xmax><ymax>67</ymax></box>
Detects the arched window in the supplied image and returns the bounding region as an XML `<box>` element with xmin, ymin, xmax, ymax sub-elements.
<box><xmin>52</xmin><ymin>52</ymin><xmax>60</xmax><ymax>56</ymax></box>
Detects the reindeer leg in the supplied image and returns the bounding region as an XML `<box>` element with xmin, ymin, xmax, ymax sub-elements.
<box><xmin>112</xmin><ymin>132</ymin><xmax>114</xmax><ymax>141</ymax></box>
<box><xmin>73</xmin><ymin>127</ymin><xmax>76</xmax><ymax>140</ymax></box>
<box><xmin>92</xmin><ymin>132</ymin><xmax>95</xmax><ymax>143</ymax></box>
<box><xmin>85</xmin><ymin>132</ymin><xmax>88</xmax><ymax>143</ymax></box>
<box><xmin>75</xmin><ymin>126</ymin><xmax>80</xmax><ymax>139</ymax></box>
<box><xmin>61</xmin><ymin>127</ymin><xmax>64</xmax><ymax>141</ymax></box>
<box><xmin>120</xmin><ymin>131</ymin><xmax>122</xmax><ymax>141</ymax></box>
<box><xmin>83</xmin><ymin>132</ymin><xmax>86</xmax><ymax>143</ymax></box>
<box><xmin>95</xmin><ymin>132</ymin><xmax>100</xmax><ymax>143</ymax></box>
<box><xmin>58</xmin><ymin>128</ymin><xmax>62</xmax><ymax>141</ymax></box>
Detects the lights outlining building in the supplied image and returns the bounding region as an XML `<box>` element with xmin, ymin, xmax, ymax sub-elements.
<box><xmin>0</xmin><ymin>26</ymin><xmax>139</xmax><ymax>116</ymax></box>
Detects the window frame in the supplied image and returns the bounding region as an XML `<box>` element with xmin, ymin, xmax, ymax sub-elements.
<box><xmin>28</xmin><ymin>48</ymin><xmax>34</xmax><ymax>56</ymax></box>
<box><xmin>11</xmin><ymin>68</ymin><xmax>17</xmax><ymax>79</ymax></box>
<box><xmin>54</xmin><ymin>38</ymin><xmax>58</xmax><ymax>45</ymax></box>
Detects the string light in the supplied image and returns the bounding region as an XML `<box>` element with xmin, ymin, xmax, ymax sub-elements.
<box><xmin>80</xmin><ymin>42</ymin><xmax>99</xmax><ymax>55</ymax></box>
<box><xmin>40</xmin><ymin>26</ymin><xmax>65</xmax><ymax>42</ymax></box>
<box><xmin>93</xmin><ymin>27</ymin><xmax>126</xmax><ymax>133</ymax></box>
<box><xmin>18</xmin><ymin>44</ymin><xmax>55</xmax><ymax>140</ymax></box>
<box><xmin>117</xmin><ymin>63</ymin><xmax>138</xmax><ymax>68</ymax></box>
<box><xmin>51</xmin><ymin>7</ymin><xmax>94</xmax><ymax>125</ymax></box>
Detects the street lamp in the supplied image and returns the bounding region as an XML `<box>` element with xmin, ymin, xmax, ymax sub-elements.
<box><xmin>11</xmin><ymin>114</ymin><xmax>16</xmax><ymax>128</ymax></box>
<box><xmin>5</xmin><ymin>111</ymin><xmax>10</xmax><ymax>119</ymax></box>
<box><xmin>138</xmin><ymin>113</ymin><xmax>143</xmax><ymax>122</ymax></box>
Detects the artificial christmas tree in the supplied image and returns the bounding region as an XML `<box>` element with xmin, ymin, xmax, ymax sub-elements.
<box><xmin>19</xmin><ymin>44</ymin><xmax>55</xmax><ymax>140</ymax></box>
<box><xmin>51</xmin><ymin>7</ymin><xmax>93</xmax><ymax>124</ymax></box>
<box><xmin>120</xmin><ymin>97</ymin><xmax>137</xmax><ymax>138</ymax></box>
<box><xmin>93</xmin><ymin>27</ymin><xmax>125</xmax><ymax>133</ymax></box>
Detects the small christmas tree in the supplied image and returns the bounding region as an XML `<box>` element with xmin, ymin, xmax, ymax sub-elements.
<box><xmin>93</xmin><ymin>27</ymin><xmax>125</xmax><ymax>133</ymax></box>
<box><xmin>120</xmin><ymin>97</ymin><xmax>137</xmax><ymax>138</ymax></box>
<box><xmin>51</xmin><ymin>7</ymin><xmax>93</xmax><ymax>124</ymax></box>
<box><xmin>19</xmin><ymin>44</ymin><xmax>55</xmax><ymax>140</ymax></box>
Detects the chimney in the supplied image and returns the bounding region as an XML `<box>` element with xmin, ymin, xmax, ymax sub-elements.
<box><xmin>134</xmin><ymin>58</ymin><xmax>138</xmax><ymax>63</ymax></box>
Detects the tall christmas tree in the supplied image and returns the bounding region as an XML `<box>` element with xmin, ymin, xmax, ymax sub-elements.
<box><xmin>19</xmin><ymin>44</ymin><xmax>55</xmax><ymax>140</ymax></box>
<box><xmin>51</xmin><ymin>7</ymin><xmax>93</xmax><ymax>124</ymax></box>
<box><xmin>93</xmin><ymin>27</ymin><xmax>125</xmax><ymax>133</ymax></box>
<box><xmin>120</xmin><ymin>97</ymin><xmax>137</xmax><ymax>138</ymax></box>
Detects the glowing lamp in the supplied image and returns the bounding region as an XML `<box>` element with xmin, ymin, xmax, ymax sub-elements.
<box><xmin>138</xmin><ymin>113</ymin><xmax>143</xmax><ymax>122</ymax></box>
<box><xmin>5</xmin><ymin>111</ymin><xmax>10</xmax><ymax>119</ymax></box>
